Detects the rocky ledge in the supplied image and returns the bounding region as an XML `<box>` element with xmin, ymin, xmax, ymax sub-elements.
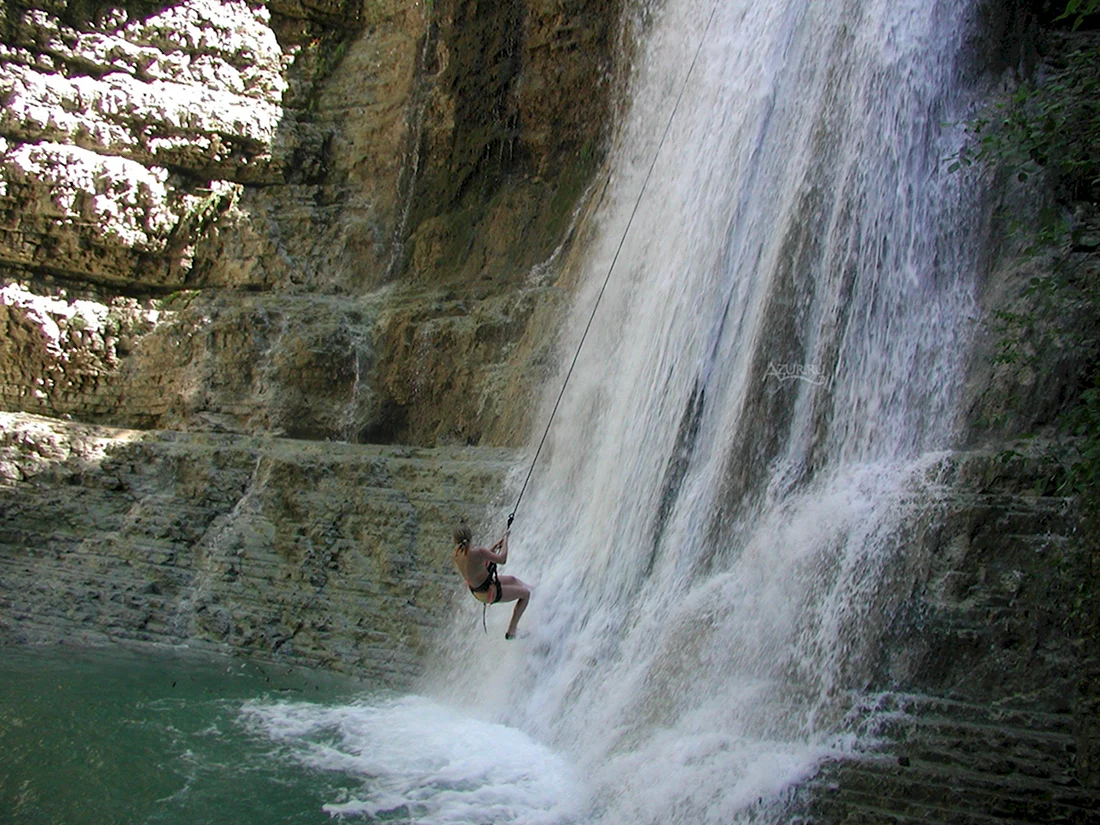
<box><xmin>0</xmin><ymin>411</ymin><xmax>516</xmax><ymax>686</ymax></box>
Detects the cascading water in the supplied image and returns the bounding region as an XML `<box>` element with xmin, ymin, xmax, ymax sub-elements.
<box><xmin>245</xmin><ymin>0</ymin><xmax>992</xmax><ymax>822</ymax></box>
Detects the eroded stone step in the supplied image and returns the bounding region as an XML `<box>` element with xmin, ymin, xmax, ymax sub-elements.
<box><xmin>822</xmin><ymin>759</ymin><xmax>1097</xmax><ymax>815</ymax></box>
<box><xmin>809</xmin><ymin>792</ymin><xmax>1092</xmax><ymax>825</ymax></box>
<box><xmin>853</xmin><ymin>694</ymin><xmax>1077</xmax><ymax>738</ymax></box>
<box><xmin>867</xmin><ymin>719</ymin><xmax>1079</xmax><ymax>773</ymax></box>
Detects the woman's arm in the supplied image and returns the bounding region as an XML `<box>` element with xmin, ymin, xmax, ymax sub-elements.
<box><xmin>482</xmin><ymin>530</ymin><xmax>510</xmax><ymax>564</ymax></box>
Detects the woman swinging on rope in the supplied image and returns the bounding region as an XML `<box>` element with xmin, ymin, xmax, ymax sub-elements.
<box><xmin>452</xmin><ymin>522</ymin><xmax>531</xmax><ymax>639</ymax></box>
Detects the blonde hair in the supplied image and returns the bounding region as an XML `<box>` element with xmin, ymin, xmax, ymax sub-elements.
<box><xmin>453</xmin><ymin>523</ymin><xmax>472</xmax><ymax>549</ymax></box>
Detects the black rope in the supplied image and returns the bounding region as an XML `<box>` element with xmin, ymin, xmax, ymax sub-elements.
<box><xmin>508</xmin><ymin>1</ymin><xmax>721</xmax><ymax>525</ymax></box>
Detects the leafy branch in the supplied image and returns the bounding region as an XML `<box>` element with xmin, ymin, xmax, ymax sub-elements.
<box><xmin>1058</xmin><ymin>0</ymin><xmax>1100</xmax><ymax>30</ymax></box>
<box><xmin>948</xmin><ymin>11</ymin><xmax>1100</xmax><ymax>498</ymax></box>
<box><xmin>948</xmin><ymin>45</ymin><xmax>1100</xmax><ymax>199</ymax></box>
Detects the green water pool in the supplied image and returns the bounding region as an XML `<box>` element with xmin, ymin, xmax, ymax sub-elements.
<box><xmin>0</xmin><ymin>644</ymin><xmax>369</xmax><ymax>825</ymax></box>
<box><xmin>0</xmin><ymin>644</ymin><xmax>578</xmax><ymax>825</ymax></box>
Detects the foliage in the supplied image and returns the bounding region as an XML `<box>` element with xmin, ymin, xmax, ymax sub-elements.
<box><xmin>154</xmin><ymin>290</ymin><xmax>198</xmax><ymax>311</ymax></box>
<box><xmin>986</xmin><ymin>247</ymin><xmax>1100</xmax><ymax>497</ymax></box>
<box><xmin>948</xmin><ymin>45</ymin><xmax>1100</xmax><ymax>199</ymax></box>
<box><xmin>1066</xmin><ymin>384</ymin><xmax>1100</xmax><ymax>491</ymax></box>
<box><xmin>1058</xmin><ymin>0</ymin><xmax>1100</xmax><ymax>30</ymax></box>
<box><xmin>950</xmin><ymin>9</ymin><xmax>1100</xmax><ymax>500</ymax></box>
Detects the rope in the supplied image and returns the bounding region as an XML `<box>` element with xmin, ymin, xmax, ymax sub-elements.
<box><xmin>509</xmin><ymin>1</ymin><xmax>721</xmax><ymax>525</ymax></box>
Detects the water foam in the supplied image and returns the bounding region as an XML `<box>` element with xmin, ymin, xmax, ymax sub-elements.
<box><xmin>241</xmin><ymin>695</ymin><xmax>580</xmax><ymax>824</ymax></box>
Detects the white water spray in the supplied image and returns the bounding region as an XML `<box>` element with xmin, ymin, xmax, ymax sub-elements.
<box><xmin>248</xmin><ymin>0</ymin><xmax>990</xmax><ymax>821</ymax></box>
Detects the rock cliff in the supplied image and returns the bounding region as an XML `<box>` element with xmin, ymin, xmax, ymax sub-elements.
<box><xmin>0</xmin><ymin>0</ymin><xmax>624</xmax><ymax>677</ymax></box>
<box><xmin>0</xmin><ymin>0</ymin><xmax>621</xmax><ymax>444</ymax></box>
<box><xmin>785</xmin><ymin>445</ymin><xmax>1100</xmax><ymax>821</ymax></box>
<box><xmin>0</xmin><ymin>411</ymin><xmax>515</xmax><ymax>684</ymax></box>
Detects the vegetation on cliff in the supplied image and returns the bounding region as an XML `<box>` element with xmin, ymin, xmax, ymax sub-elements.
<box><xmin>954</xmin><ymin>12</ymin><xmax>1100</xmax><ymax>770</ymax></box>
<box><xmin>957</xmin><ymin>5</ymin><xmax>1100</xmax><ymax>505</ymax></box>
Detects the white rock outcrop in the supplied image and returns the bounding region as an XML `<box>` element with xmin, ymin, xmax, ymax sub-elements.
<box><xmin>0</xmin><ymin>0</ymin><xmax>291</xmax><ymax>285</ymax></box>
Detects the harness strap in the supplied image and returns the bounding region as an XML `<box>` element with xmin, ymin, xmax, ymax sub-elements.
<box><xmin>469</xmin><ymin>563</ymin><xmax>500</xmax><ymax>634</ymax></box>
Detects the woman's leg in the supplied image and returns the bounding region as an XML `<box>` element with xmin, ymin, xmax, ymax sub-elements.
<box><xmin>496</xmin><ymin>575</ymin><xmax>530</xmax><ymax>638</ymax></box>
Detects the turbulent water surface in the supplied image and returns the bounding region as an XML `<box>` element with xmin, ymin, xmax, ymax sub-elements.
<box><xmin>1</xmin><ymin>647</ymin><xmax>575</xmax><ymax>825</ymax></box>
<box><xmin>4</xmin><ymin>0</ymin><xmax>994</xmax><ymax>823</ymax></box>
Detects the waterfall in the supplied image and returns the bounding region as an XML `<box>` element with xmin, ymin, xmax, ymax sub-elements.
<box><xmin>246</xmin><ymin>1</ymin><xmax>992</xmax><ymax>822</ymax></box>
<box><xmin>432</xmin><ymin>0</ymin><xmax>986</xmax><ymax>820</ymax></box>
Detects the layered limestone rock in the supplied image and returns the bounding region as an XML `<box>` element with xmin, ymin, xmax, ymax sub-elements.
<box><xmin>0</xmin><ymin>0</ymin><xmax>622</xmax><ymax>444</ymax></box>
<box><xmin>0</xmin><ymin>280</ymin><xmax>565</xmax><ymax>441</ymax></box>
<box><xmin>0</xmin><ymin>411</ymin><xmax>516</xmax><ymax>685</ymax></box>
<box><xmin>0</xmin><ymin>0</ymin><xmax>623</xmax><ymax>678</ymax></box>
<box><xmin>0</xmin><ymin>0</ymin><xmax>293</xmax><ymax>286</ymax></box>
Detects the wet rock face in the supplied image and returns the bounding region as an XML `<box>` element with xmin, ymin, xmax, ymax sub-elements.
<box><xmin>786</xmin><ymin>448</ymin><xmax>1100</xmax><ymax>819</ymax></box>
<box><xmin>410</xmin><ymin>0</ymin><xmax>616</xmax><ymax>219</ymax></box>
<box><xmin>0</xmin><ymin>0</ymin><xmax>622</xmax><ymax>445</ymax></box>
